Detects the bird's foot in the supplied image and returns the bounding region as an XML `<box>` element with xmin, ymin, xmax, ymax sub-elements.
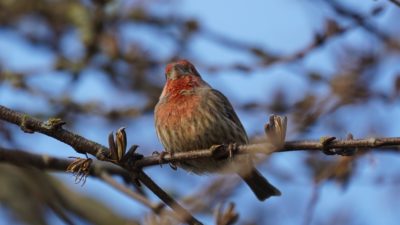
<box><xmin>227</xmin><ymin>143</ymin><xmax>239</xmax><ymax>160</ymax></box>
<box><xmin>152</xmin><ymin>150</ymin><xmax>177</xmax><ymax>170</ymax></box>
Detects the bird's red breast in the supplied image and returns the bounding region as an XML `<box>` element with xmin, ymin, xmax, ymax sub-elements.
<box><xmin>156</xmin><ymin>75</ymin><xmax>204</xmax><ymax>128</ymax></box>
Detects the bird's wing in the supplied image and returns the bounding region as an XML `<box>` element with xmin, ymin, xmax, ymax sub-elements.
<box><xmin>205</xmin><ymin>88</ymin><xmax>249</xmax><ymax>143</ymax></box>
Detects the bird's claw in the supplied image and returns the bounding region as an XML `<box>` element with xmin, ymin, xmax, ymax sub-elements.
<box><xmin>152</xmin><ymin>151</ymin><xmax>164</xmax><ymax>167</ymax></box>
<box><xmin>169</xmin><ymin>162</ymin><xmax>178</xmax><ymax>170</ymax></box>
<box><xmin>210</xmin><ymin>144</ymin><xmax>226</xmax><ymax>159</ymax></box>
<box><xmin>153</xmin><ymin>150</ymin><xmax>175</xmax><ymax>168</ymax></box>
<box><xmin>210</xmin><ymin>144</ymin><xmax>238</xmax><ymax>160</ymax></box>
<box><xmin>321</xmin><ymin>134</ymin><xmax>357</xmax><ymax>156</ymax></box>
<box><xmin>321</xmin><ymin>136</ymin><xmax>337</xmax><ymax>155</ymax></box>
<box><xmin>227</xmin><ymin>143</ymin><xmax>238</xmax><ymax>159</ymax></box>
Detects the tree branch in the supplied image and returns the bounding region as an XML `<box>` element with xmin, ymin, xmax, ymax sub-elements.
<box><xmin>327</xmin><ymin>0</ymin><xmax>400</xmax><ymax>49</ymax></box>
<box><xmin>98</xmin><ymin>171</ymin><xmax>164</xmax><ymax>214</ymax></box>
<box><xmin>0</xmin><ymin>105</ymin><xmax>203</xmax><ymax>225</ymax></box>
<box><xmin>133</xmin><ymin>138</ymin><xmax>400</xmax><ymax>168</ymax></box>
<box><xmin>0</xmin><ymin>105</ymin><xmax>107</xmax><ymax>157</ymax></box>
<box><xmin>282</xmin><ymin>138</ymin><xmax>400</xmax><ymax>150</ymax></box>
<box><xmin>0</xmin><ymin>146</ymin><xmax>127</xmax><ymax>176</ymax></box>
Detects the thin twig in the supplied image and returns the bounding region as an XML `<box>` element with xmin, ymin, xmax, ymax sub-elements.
<box><xmin>0</xmin><ymin>147</ymin><xmax>127</xmax><ymax>176</ymax></box>
<box><xmin>98</xmin><ymin>171</ymin><xmax>164</xmax><ymax>213</ymax></box>
<box><xmin>137</xmin><ymin>172</ymin><xmax>202</xmax><ymax>225</ymax></box>
<box><xmin>327</xmin><ymin>0</ymin><xmax>400</xmax><ymax>49</ymax></box>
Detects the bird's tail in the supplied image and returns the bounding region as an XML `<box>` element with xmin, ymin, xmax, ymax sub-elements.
<box><xmin>240</xmin><ymin>168</ymin><xmax>281</xmax><ymax>201</ymax></box>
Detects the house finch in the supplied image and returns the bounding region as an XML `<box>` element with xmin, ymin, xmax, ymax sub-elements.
<box><xmin>154</xmin><ymin>60</ymin><xmax>281</xmax><ymax>201</ymax></box>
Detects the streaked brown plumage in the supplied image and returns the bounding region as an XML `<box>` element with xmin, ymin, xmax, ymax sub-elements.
<box><xmin>154</xmin><ymin>60</ymin><xmax>281</xmax><ymax>201</ymax></box>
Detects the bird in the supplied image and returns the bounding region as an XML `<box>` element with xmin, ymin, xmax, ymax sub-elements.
<box><xmin>154</xmin><ymin>59</ymin><xmax>281</xmax><ymax>201</ymax></box>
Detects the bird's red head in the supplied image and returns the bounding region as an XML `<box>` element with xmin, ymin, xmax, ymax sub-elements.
<box><xmin>160</xmin><ymin>60</ymin><xmax>207</xmax><ymax>98</ymax></box>
<box><xmin>165</xmin><ymin>60</ymin><xmax>201</xmax><ymax>80</ymax></box>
